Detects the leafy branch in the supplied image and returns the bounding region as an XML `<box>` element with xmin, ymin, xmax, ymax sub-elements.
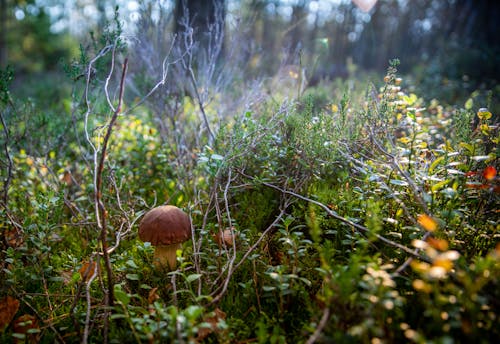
<box><xmin>237</xmin><ymin>169</ymin><xmax>432</xmax><ymax>264</ymax></box>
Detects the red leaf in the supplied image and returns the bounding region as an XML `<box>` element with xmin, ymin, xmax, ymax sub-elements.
<box><xmin>465</xmin><ymin>183</ymin><xmax>489</xmax><ymax>189</ymax></box>
<box><xmin>483</xmin><ymin>166</ymin><xmax>497</xmax><ymax>181</ymax></box>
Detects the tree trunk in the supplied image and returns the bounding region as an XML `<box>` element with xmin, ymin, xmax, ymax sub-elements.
<box><xmin>175</xmin><ymin>0</ymin><xmax>226</xmax><ymax>64</ymax></box>
<box><xmin>0</xmin><ymin>0</ymin><xmax>7</xmax><ymax>67</ymax></box>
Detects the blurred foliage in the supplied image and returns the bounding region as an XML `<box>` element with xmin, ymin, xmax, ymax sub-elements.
<box><xmin>0</xmin><ymin>2</ymin><xmax>499</xmax><ymax>343</ymax></box>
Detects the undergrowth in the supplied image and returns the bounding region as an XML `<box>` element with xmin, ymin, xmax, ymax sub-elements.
<box><xmin>0</xmin><ymin>25</ymin><xmax>499</xmax><ymax>344</ymax></box>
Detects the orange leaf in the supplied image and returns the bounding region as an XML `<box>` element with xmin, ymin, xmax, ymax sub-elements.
<box><xmin>0</xmin><ymin>296</ymin><xmax>20</xmax><ymax>332</ymax></box>
<box><xmin>79</xmin><ymin>261</ymin><xmax>98</xmax><ymax>282</ymax></box>
<box><xmin>148</xmin><ymin>287</ymin><xmax>160</xmax><ymax>304</ymax></box>
<box><xmin>483</xmin><ymin>166</ymin><xmax>497</xmax><ymax>181</ymax></box>
<box><xmin>426</xmin><ymin>237</ymin><xmax>449</xmax><ymax>251</ymax></box>
<box><xmin>417</xmin><ymin>214</ymin><xmax>438</xmax><ymax>232</ymax></box>
<box><xmin>433</xmin><ymin>258</ymin><xmax>453</xmax><ymax>271</ymax></box>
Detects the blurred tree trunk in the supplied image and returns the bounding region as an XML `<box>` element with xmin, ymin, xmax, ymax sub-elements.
<box><xmin>96</xmin><ymin>0</ymin><xmax>107</xmax><ymax>31</ymax></box>
<box><xmin>286</xmin><ymin>0</ymin><xmax>308</xmax><ymax>63</ymax></box>
<box><xmin>0</xmin><ymin>0</ymin><xmax>6</xmax><ymax>67</ymax></box>
<box><xmin>175</xmin><ymin>0</ymin><xmax>226</xmax><ymax>63</ymax></box>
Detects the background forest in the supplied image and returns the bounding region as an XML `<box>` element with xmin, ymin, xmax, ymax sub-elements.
<box><xmin>0</xmin><ymin>0</ymin><xmax>499</xmax><ymax>343</ymax></box>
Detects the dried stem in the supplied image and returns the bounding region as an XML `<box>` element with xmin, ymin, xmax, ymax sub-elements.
<box><xmin>95</xmin><ymin>57</ymin><xmax>128</xmax><ymax>310</ymax></box>
<box><xmin>82</xmin><ymin>256</ymin><xmax>99</xmax><ymax>344</ymax></box>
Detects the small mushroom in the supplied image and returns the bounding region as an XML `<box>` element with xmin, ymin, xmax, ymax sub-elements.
<box><xmin>138</xmin><ymin>205</ymin><xmax>191</xmax><ymax>269</ymax></box>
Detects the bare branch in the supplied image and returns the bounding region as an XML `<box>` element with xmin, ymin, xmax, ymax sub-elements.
<box><xmin>95</xmin><ymin>57</ymin><xmax>128</xmax><ymax>314</ymax></box>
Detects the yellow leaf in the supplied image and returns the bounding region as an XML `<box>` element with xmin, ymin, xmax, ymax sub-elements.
<box><xmin>477</xmin><ymin>108</ymin><xmax>492</xmax><ymax>120</ymax></box>
<box><xmin>433</xmin><ymin>258</ymin><xmax>453</xmax><ymax>271</ymax></box>
<box><xmin>412</xmin><ymin>279</ymin><xmax>432</xmax><ymax>293</ymax></box>
<box><xmin>428</xmin><ymin>156</ymin><xmax>444</xmax><ymax>174</ymax></box>
<box><xmin>431</xmin><ymin>179</ymin><xmax>450</xmax><ymax>193</ymax></box>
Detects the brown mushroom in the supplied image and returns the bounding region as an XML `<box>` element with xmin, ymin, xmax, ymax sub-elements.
<box><xmin>138</xmin><ymin>205</ymin><xmax>191</xmax><ymax>269</ymax></box>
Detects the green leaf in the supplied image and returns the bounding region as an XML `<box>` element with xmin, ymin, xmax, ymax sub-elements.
<box><xmin>459</xmin><ymin>142</ymin><xmax>475</xmax><ymax>154</ymax></box>
<box><xmin>185</xmin><ymin>273</ymin><xmax>202</xmax><ymax>283</ymax></box>
<box><xmin>464</xmin><ymin>98</ymin><xmax>473</xmax><ymax>110</ymax></box>
<box><xmin>299</xmin><ymin>277</ymin><xmax>312</xmax><ymax>287</ymax></box>
<box><xmin>211</xmin><ymin>154</ymin><xmax>224</xmax><ymax>160</ymax></box>
<box><xmin>389</xmin><ymin>179</ymin><xmax>409</xmax><ymax>186</ymax></box>
<box><xmin>125</xmin><ymin>273</ymin><xmax>139</xmax><ymax>281</ymax></box>
<box><xmin>428</xmin><ymin>156</ymin><xmax>444</xmax><ymax>174</ymax></box>
<box><xmin>114</xmin><ymin>288</ymin><xmax>130</xmax><ymax>306</ymax></box>
<box><xmin>431</xmin><ymin>179</ymin><xmax>450</xmax><ymax>193</ymax></box>
<box><xmin>110</xmin><ymin>314</ymin><xmax>127</xmax><ymax>320</ymax></box>
<box><xmin>126</xmin><ymin>260</ymin><xmax>138</xmax><ymax>269</ymax></box>
<box><xmin>184</xmin><ymin>305</ymin><xmax>203</xmax><ymax>319</ymax></box>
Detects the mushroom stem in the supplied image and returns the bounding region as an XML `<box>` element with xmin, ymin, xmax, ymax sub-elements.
<box><xmin>153</xmin><ymin>243</ymin><xmax>182</xmax><ymax>270</ymax></box>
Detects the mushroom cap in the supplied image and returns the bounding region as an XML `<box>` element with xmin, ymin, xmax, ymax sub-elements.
<box><xmin>138</xmin><ymin>205</ymin><xmax>191</xmax><ymax>246</ymax></box>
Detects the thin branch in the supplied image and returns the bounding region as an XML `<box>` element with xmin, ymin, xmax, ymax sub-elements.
<box><xmin>13</xmin><ymin>288</ymin><xmax>66</xmax><ymax>344</ymax></box>
<box><xmin>0</xmin><ymin>108</ymin><xmax>12</xmax><ymax>207</ymax></box>
<box><xmin>82</xmin><ymin>256</ymin><xmax>99</xmax><ymax>344</ymax></box>
<box><xmin>238</xmin><ymin>170</ymin><xmax>432</xmax><ymax>264</ymax></box>
<box><xmin>305</xmin><ymin>306</ymin><xmax>330</xmax><ymax>344</ymax></box>
<box><xmin>95</xmin><ymin>57</ymin><xmax>128</xmax><ymax>314</ymax></box>
<box><xmin>186</xmin><ymin>55</ymin><xmax>215</xmax><ymax>144</ymax></box>
<box><xmin>369</xmin><ymin>126</ymin><xmax>429</xmax><ymax>214</ymax></box>
<box><xmin>123</xmin><ymin>35</ymin><xmax>189</xmax><ymax>116</ymax></box>
<box><xmin>177</xmin><ymin>14</ymin><xmax>215</xmax><ymax>144</ymax></box>
<box><xmin>208</xmin><ymin>205</ymin><xmax>288</xmax><ymax>306</ymax></box>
